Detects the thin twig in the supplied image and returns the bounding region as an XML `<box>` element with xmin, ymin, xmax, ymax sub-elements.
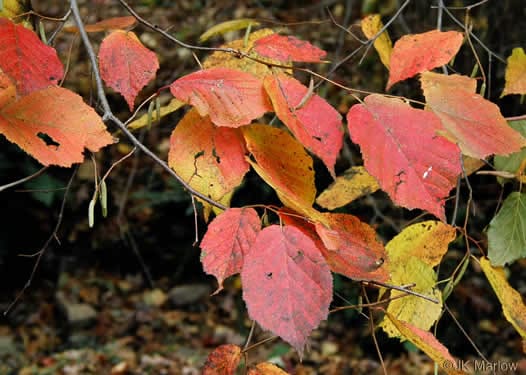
<box><xmin>363</xmin><ymin>286</ymin><xmax>387</xmax><ymax>375</ymax></box>
<box><xmin>69</xmin><ymin>0</ymin><xmax>227</xmax><ymax>211</ymax></box>
<box><xmin>4</xmin><ymin>167</ymin><xmax>77</xmax><ymax>315</ymax></box>
<box><xmin>0</xmin><ymin>166</ymin><xmax>49</xmax><ymax>193</ymax></box>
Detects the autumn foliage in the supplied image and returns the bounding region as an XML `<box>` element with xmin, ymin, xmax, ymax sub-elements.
<box><xmin>2</xmin><ymin>3</ymin><xmax>526</xmax><ymax>374</ymax></box>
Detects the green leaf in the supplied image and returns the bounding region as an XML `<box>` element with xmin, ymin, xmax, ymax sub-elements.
<box><xmin>487</xmin><ymin>192</ymin><xmax>526</xmax><ymax>265</ymax></box>
<box><xmin>494</xmin><ymin>120</ymin><xmax>526</xmax><ymax>183</ymax></box>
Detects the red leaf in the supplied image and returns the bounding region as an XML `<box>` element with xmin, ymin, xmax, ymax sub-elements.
<box><xmin>0</xmin><ymin>18</ymin><xmax>63</xmax><ymax>95</ymax></box>
<box><xmin>263</xmin><ymin>74</ymin><xmax>343</xmax><ymax>177</ymax></box>
<box><xmin>254</xmin><ymin>34</ymin><xmax>327</xmax><ymax>63</ymax></box>
<box><xmin>202</xmin><ymin>344</ymin><xmax>242</xmax><ymax>375</ymax></box>
<box><xmin>99</xmin><ymin>30</ymin><xmax>159</xmax><ymax>111</ymax></box>
<box><xmin>241</xmin><ymin>225</ymin><xmax>332</xmax><ymax>356</ymax></box>
<box><xmin>314</xmin><ymin>213</ymin><xmax>389</xmax><ymax>282</ymax></box>
<box><xmin>387</xmin><ymin>30</ymin><xmax>463</xmax><ymax>89</ymax></box>
<box><xmin>0</xmin><ymin>83</ymin><xmax>113</xmax><ymax>167</ymax></box>
<box><xmin>168</xmin><ymin>109</ymin><xmax>250</xmax><ymax>204</ymax></box>
<box><xmin>347</xmin><ymin>94</ymin><xmax>461</xmax><ymax>220</ymax></box>
<box><xmin>421</xmin><ymin>72</ymin><xmax>526</xmax><ymax>158</ymax></box>
<box><xmin>170</xmin><ymin>68</ymin><xmax>272</xmax><ymax>127</ymax></box>
<box><xmin>200</xmin><ymin>208</ymin><xmax>261</xmax><ymax>292</ymax></box>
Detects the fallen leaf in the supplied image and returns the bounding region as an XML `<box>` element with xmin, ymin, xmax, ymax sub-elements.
<box><xmin>64</xmin><ymin>16</ymin><xmax>137</xmax><ymax>33</ymax></box>
<box><xmin>202</xmin><ymin>344</ymin><xmax>242</xmax><ymax>375</ymax></box>
<box><xmin>248</xmin><ymin>362</ymin><xmax>289</xmax><ymax>374</ymax></box>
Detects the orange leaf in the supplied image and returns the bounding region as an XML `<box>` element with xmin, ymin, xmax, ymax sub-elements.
<box><xmin>386</xmin><ymin>30</ymin><xmax>463</xmax><ymax>89</ymax></box>
<box><xmin>502</xmin><ymin>47</ymin><xmax>526</xmax><ymax>97</ymax></box>
<box><xmin>242</xmin><ymin>124</ymin><xmax>321</xmax><ymax>220</ymax></box>
<box><xmin>421</xmin><ymin>72</ymin><xmax>526</xmax><ymax>158</ymax></box>
<box><xmin>254</xmin><ymin>34</ymin><xmax>327</xmax><ymax>63</ymax></box>
<box><xmin>168</xmin><ymin>109</ymin><xmax>249</xmax><ymax>205</ymax></box>
<box><xmin>248</xmin><ymin>362</ymin><xmax>289</xmax><ymax>375</ymax></box>
<box><xmin>99</xmin><ymin>30</ymin><xmax>159</xmax><ymax>111</ymax></box>
<box><xmin>0</xmin><ymin>18</ymin><xmax>63</xmax><ymax>95</ymax></box>
<box><xmin>347</xmin><ymin>94</ymin><xmax>461</xmax><ymax>220</ymax></box>
<box><xmin>202</xmin><ymin>344</ymin><xmax>242</xmax><ymax>375</ymax></box>
<box><xmin>241</xmin><ymin>225</ymin><xmax>332</xmax><ymax>356</ymax></box>
<box><xmin>64</xmin><ymin>16</ymin><xmax>137</xmax><ymax>33</ymax></box>
<box><xmin>315</xmin><ymin>213</ymin><xmax>388</xmax><ymax>282</ymax></box>
<box><xmin>0</xmin><ymin>84</ymin><xmax>113</xmax><ymax>167</ymax></box>
<box><xmin>263</xmin><ymin>73</ymin><xmax>343</xmax><ymax>177</ymax></box>
<box><xmin>170</xmin><ymin>68</ymin><xmax>272</xmax><ymax>127</ymax></box>
<box><xmin>200</xmin><ymin>208</ymin><xmax>261</xmax><ymax>293</ymax></box>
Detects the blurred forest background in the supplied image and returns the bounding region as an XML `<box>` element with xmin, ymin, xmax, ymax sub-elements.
<box><xmin>1</xmin><ymin>0</ymin><xmax>525</xmax><ymax>374</ymax></box>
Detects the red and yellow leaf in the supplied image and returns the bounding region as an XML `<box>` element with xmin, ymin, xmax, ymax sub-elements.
<box><xmin>480</xmin><ymin>257</ymin><xmax>526</xmax><ymax>338</ymax></box>
<box><xmin>242</xmin><ymin>124</ymin><xmax>321</xmax><ymax>220</ymax></box>
<box><xmin>263</xmin><ymin>73</ymin><xmax>343</xmax><ymax>176</ymax></box>
<box><xmin>314</xmin><ymin>213</ymin><xmax>388</xmax><ymax>282</ymax></box>
<box><xmin>64</xmin><ymin>16</ymin><xmax>137</xmax><ymax>33</ymax></box>
<box><xmin>168</xmin><ymin>109</ymin><xmax>250</xmax><ymax>205</ymax></box>
<box><xmin>200</xmin><ymin>208</ymin><xmax>261</xmax><ymax>292</ymax></box>
<box><xmin>170</xmin><ymin>68</ymin><xmax>272</xmax><ymax>127</ymax></box>
<box><xmin>99</xmin><ymin>30</ymin><xmax>159</xmax><ymax>111</ymax></box>
<box><xmin>347</xmin><ymin>94</ymin><xmax>461</xmax><ymax>220</ymax></box>
<box><xmin>0</xmin><ymin>83</ymin><xmax>113</xmax><ymax>167</ymax></box>
<box><xmin>248</xmin><ymin>362</ymin><xmax>289</xmax><ymax>375</ymax></box>
<box><xmin>0</xmin><ymin>18</ymin><xmax>63</xmax><ymax>95</ymax></box>
<box><xmin>385</xmin><ymin>313</ymin><xmax>464</xmax><ymax>375</ymax></box>
<box><xmin>254</xmin><ymin>33</ymin><xmax>327</xmax><ymax>63</ymax></box>
<box><xmin>202</xmin><ymin>344</ymin><xmax>242</xmax><ymax>375</ymax></box>
<box><xmin>386</xmin><ymin>30</ymin><xmax>463</xmax><ymax>89</ymax></box>
<box><xmin>241</xmin><ymin>225</ymin><xmax>332</xmax><ymax>356</ymax></box>
<box><xmin>421</xmin><ymin>71</ymin><xmax>526</xmax><ymax>158</ymax></box>
<box><xmin>502</xmin><ymin>47</ymin><xmax>526</xmax><ymax>97</ymax></box>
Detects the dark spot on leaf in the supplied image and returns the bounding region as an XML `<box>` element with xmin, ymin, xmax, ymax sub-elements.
<box><xmin>37</xmin><ymin>132</ymin><xmax>60</xmax><ymax>148</ymax></box>
<box><xmin>212</xmin><ymin>147</ymin><xmax>221</xmax><ymax>163</ymax></box>
<box><xmin>313</xmin><ymin>136</ymin><xmax>322</xmax><ymax>142</ymax></box>
<box><xmin>266</xmin><ymin>272</ymin><xmax>273</xmax><ymax>279</ymax></box>
<box><xmin>194</xmin><ymin>150</ymin><xmax>205</xmax><ymax>159</ymax></box>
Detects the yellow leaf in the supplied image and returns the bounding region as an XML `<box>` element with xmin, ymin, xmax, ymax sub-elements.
<box><xmin>242</xmin><ymin>124</ymin><xmax>323</xmax><ymax>222</ymax></box>
<box><xmin>128</xmin><ymin>98</ymin><xmax>185</xmax><ymax>130</ymax></box>
<box><xmin>386</xmin><ymin>221</ymin><xmax>456</xmax><ymax>267</ymax></box>
<box><xmin>385</xmin><ymin>313</ymin><xmax>464</xmax><ymax>375</ymax></box>
<box><xmin>316</xmin><ymin>166</ymin><xmax>379</xmax><ymax>210</ymax></box>
<box><xmin>203</xmin><ymin>29</ymin><xmax>292</xmax><ymax>79</ymax></box>
<box><xmin>502</xmin><ymin>47</ymin><xmax>526</xmax><ymax>97</ymax></box>
<box><xmin>361</xmin><ymin>14</ymin><xmax>392</xmax><ymax>69</ymax></box>
<box><xmin>480</xmin><ymin>257</ymin><xmax>526</xmax><ymax>338</ymax></box>
<box><xmin>199</xmin><ymin>18</ymin><xmax>260</xmax><ymax>42</ymax></box>
<box><xmin>0</xmin><ymin>0</ymin><xmax>30</xmax><ymax>20</ymax></box>
<box><xmin>380</xmin><ymin>221</ymin><xmax>455</xmax><ymax>339</ymax></box>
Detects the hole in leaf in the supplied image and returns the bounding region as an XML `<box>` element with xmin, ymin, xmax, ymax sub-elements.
<box><xmin>37</xmin><ymin>132</ymin><xmax>60</xmax><ymax>148</ymax></box>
